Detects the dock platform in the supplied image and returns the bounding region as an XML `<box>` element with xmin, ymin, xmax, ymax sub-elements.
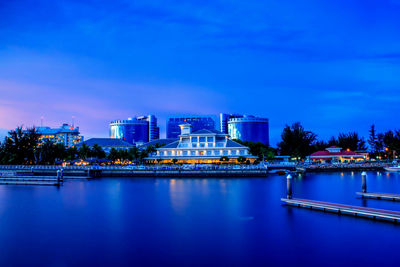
<box><xmin>357</xmin><ymin>192</ymin><xmax>400</xmax><ymax>201</ymax></box>
<box><xmin>281</xmin><ymin>198</ymin><xmax>400</xmax><ymax>223</ymax></box>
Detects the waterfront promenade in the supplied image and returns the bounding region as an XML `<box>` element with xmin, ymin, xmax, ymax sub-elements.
<box><xmin>0</xmin><ymin>162</ymin><xmax>394</xmax><ymax>178</ymax></box>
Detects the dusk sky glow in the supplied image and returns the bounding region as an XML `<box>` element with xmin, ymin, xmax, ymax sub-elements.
<box><xmin>1</xmin><ymin>0</ymin><xmax>400</xmax><ymax>145</ymax></box>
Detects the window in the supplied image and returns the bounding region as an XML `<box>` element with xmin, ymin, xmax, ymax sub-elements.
<box><xmin>215</xmin><ymin>151</ymin><xmax>220</xmax><ymax>156</ymax></box>
<box><xmin>240</xmin><ymin>150</ymin><xmax>245</xmax><ymax>155</ymax></box>
<box><xmin>167</xmin><ymin>151</ymin><xmax>172</xmax><ymax>156</ymax></box>
<box><xmin>191</xmin><ymin>151</ymin><xmax>196</xmax><ymax>156</ymax></box>
<box><xmin>207</xmin><ymin>150</ymin><xmax>212</xmax><ymax>156</ymax></box>
<box><xmin>199</xmin><ymin>137</ymin><xmax>206</xmax><ymax>142</ymax></box>
<box><xmin>223</xmin><ymin>150</ymin><xmax>228</xmax><ymax>155</ymax></box>
<box><xmin>216</xmin><ymin>143</ymin><xmax>224</xmax><ymax>147</ymax></box>
<box><xmin>192</xmin><ymin>137</ymin><xmax>198</xmax><ymax>142</ymax></box>
<box><xmin>200</xmin><ymin>143</ymin><xmax>205</xmax><ymax>147</ymax></box>
<box><xmin>231</xmin><ymin>150</ymin><xmax>236</xmax><ymax>155</ymax></box>
<box><xmin>192</xmin><ymin>143</ymin><xmax>197</xmax><ymax>148</ymax></box>
<box><xmin>183</xmin><ymin>151</ymin><xmax>188</xmax><ymax>156</ymax></box>
<box><xmin>207</xmin><ymin>143</ymin><xmax>213</xmax><ymax>147</ymax></box>
<box><xmin>179</xmin><ymin>143</ymin><xmax>188</xmax><ymax>148</ymax></box>
<box><xmin>207</xmin><ymin>137</ymin><xmax>213</xmax><ymax>142</ymax></box>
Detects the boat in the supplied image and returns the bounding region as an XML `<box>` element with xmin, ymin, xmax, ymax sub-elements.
<box><xmin>384</xmin><ymin>166</ymin><xmax>400</xmax><ymax>172</ymax></box>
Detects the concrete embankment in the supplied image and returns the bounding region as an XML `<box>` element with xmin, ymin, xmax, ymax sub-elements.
<box><xmin>0</xmin><ymin>166</ymin><xmax>269</xmax><ymax>178</ymax></box>
<box><xmin>304</xmin><ymin>163</ymin><xmax>390</xmax><ymax>172</ymax></box>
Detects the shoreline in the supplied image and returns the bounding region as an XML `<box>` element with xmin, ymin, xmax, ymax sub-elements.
<box><xmin>0</xmin><ymin>163</ymin><xmax>395</xmax><ymax>178</ymax></box>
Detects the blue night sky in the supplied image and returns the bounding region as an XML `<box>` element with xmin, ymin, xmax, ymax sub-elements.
<box><xmin>0</xmin><ymin>0</ymin><xmax>400</xmax><ymax>145</ymax></box>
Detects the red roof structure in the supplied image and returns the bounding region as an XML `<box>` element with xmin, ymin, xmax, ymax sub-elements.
<box><xmin>310</xmin><ymin>147</ymin><xmax>365</xmax><ymax>161</ymax></box>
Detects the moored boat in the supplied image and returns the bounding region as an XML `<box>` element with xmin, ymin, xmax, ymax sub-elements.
<box><xmin>384</xmin><ymin>166</ymin><xmax>400</xmax><ymax>172</ymax></box>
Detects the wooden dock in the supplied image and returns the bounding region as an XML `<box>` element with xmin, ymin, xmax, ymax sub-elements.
<box><xmin>357</xmin><ymin>192</ymin><xmax>400</xmax><ymax>201</ymax></box>
<box><xmin>0</xmin><ymin>174</ymin><xmax>62</xmax><ymax>186</ymax></box>
<box><xmin>281</xmin><ymin>198</ymin><xmax>400</xmax><ymax>223</ymax></box>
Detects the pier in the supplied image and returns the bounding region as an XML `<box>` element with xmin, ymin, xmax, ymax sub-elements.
<box><xmin>357</xmin><ymin>192</ymin><xmax>400</xmax><ymax>201</ymax></box>
<box><xmin>281</xmin><ymin>172</ymin><xmax>400</xmax><ymax>223</ymax></box>
<box><xmin>0</xmin><ymin>169</ymin><xmax>64</xmax><ymax>186</ymax></box>
<box><xmin>356</xmin><ymin>171</ymin><xmax>400</xmax><ymax>201</ymax></box>
<box><xmin>281</xmin><ymin>198</ymin><xmax>400</xmax><ymax>223</ymax></box>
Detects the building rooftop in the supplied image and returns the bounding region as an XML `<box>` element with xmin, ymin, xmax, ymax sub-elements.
<box><xmin>160</xmin><ymin>140</ymin><xmax>180</xmax><ymax>149</ymax></box>
<box><xmin>191</xmin><ymin>129</ymin><xmax>224</xmax><ymax>135</ymax></box>
<box><xmin>83</xmin><ymin>138</ymin><xmax>133</xmax><ymax>147</ymax></box>
<box><xmin>225</xmin><ymin>139</ymin><xmax>246</xmax><ymax>148</ymax></box>
<box><xmin>139</xmin><ymin>138</ymin><xmax>179</xmax><ymax>148</ymax></box>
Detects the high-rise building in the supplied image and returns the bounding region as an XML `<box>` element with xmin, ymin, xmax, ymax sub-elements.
<box><xmin>220</xmin><ymin>114</ymin><xmax>269</xmax><ymax>145</ymax></box>
<box><xmin>166</xmin><ymin>116</ymin><xmax>215</xmax><ymax>138</ymax></box>
<box><xmin>36</xmin><ymin>123</ymin><xmax>83</xmax><ymax>148</ymax></box>
<box><xmin>219</xmin><ymin>113</ymin><xmax>242</xmax><ymax>134</ymax></box>
<box><xmin>110</xmin><ymin>115</ymin><xmax>159</xmax><ymax>145</ymax></box>
<box><xmin>137</xmin><ymin>115</ymin><xmax>160</xmax><ymax>142</ymax></box>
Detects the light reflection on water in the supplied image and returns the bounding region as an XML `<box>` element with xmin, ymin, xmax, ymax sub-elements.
<box><xmin>0</xmin><ymin>172</ymin><xmax>399</xmax><ymax>266</ymax></box>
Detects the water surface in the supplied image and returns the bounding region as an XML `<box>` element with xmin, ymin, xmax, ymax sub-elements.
<box><xmin>0</xmin><ymin>171</ymin><xmax>399</xmax><ymax>266</ymax></box>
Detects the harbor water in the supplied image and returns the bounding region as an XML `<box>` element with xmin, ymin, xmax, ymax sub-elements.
<box><xmin>0</xmin><ymin>171</ymin><xmax>400</xmax><ymax>266</ymax></box>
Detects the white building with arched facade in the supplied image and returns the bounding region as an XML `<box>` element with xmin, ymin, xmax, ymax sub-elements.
<box><xmin>146</xmin><ymin>124</ymin><xmax>257</xmax><ymax>164</ymax></box>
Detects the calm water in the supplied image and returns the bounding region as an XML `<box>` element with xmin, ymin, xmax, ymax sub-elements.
<box><xmin>1</xmin><ymin>171</ymin><xmax>400</xmax><ymax>266</ymax></box>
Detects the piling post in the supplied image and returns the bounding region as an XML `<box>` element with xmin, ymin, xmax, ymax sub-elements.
<box><xmin>56</xmin><ymin>170</ymin><xmax>61</xmax><ymax>185</ymax></box>
<box><xmin>362</xmin><ymin>171</ymin><xmax>367</xmax><ymax>193</ymax></box>
<box><xmin>60</xmin><ymin>169</ymin><xmax>64</xmax><ymax>183</ymax></box>
<box><xmin>287</xmin><ymin>174</ymin><xmax>293</xmax><ymax>199</ymax></box>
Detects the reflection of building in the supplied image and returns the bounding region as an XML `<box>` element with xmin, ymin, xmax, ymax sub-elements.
<box><xmin>220</xmin><ymin>114</ymin><xmax>269</xmax><ymax>145</ymax></box>
<box><xmin>110</xmin><ymin>115</ymin><xmax>159</xmax><ymax>145</ymax></box>
<box><xmin>167</xmin><ymin>117</ymin><xmax>215</xmax><ymax>138</ymax></box>
<box><xmin>146</xmin><ymin>124</ymin><xmax>257</xmax><ymax>164</ymax></box>
<box><xmin>36</xmin><ymin>124</ymin><xmax>83</xmax><ymax>148</ymax></box>
<box><xmin>82</xmin><ymin>138</ymin><xmax>134</xmax><ymax>154</ymax></box>
<box><xmin>309</xmin><ymin>146</ymin><xmax>366</xmax><ymax>163</ymax></box>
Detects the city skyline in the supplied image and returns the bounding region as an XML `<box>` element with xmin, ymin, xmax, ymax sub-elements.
<box><xmin>1</xmin><ymin>1</ymin><xmax>400</xmax><ymax>145</ymax></box>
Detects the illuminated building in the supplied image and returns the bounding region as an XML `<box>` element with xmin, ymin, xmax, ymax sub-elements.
<box><xmin>36</xmin><ymin>123</ymin><xmax>83</xmax><ymax>148</ymax></box>
<box><xmin>137</xmin><ymin>115</ymin><xmax>160</xmax><ymax>142</ymax></box>
<box><xmin>82</xmin><ymin>138</ymin><xmax>134</xmax><ymax>154</ymax></box>
<box><xmin>146</xmin><ymin>124</ymin><xmax>257</xmax><ymax>164</ymax></box>
<box><xmin>309</xmin><ymin>146</ymin><xmax>366</xmax><ymax>163</ymax></box>
<box><xmin>110</xmin><ymin>115</ymin><xmax>160</xmax><ymax>145</ymax></box>
<box><xmin>221</xmin><ymin>114</ymin><xmax>269</xmax><ymax>145</ymax></box>
<box><xmin>167</xmin><ymin>116</ymin><xmax>215</xmax><ymax>138</ymax></box>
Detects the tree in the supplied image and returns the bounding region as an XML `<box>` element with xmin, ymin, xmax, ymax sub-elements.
<box><xmin>91</xmin><ymin>144</ymin><xmax>106</xmax><ymax>159</ymax></box>
<box><xmin>171</xmin><ymin>158</ymin><xmax>178</xmax><ymax>164</ymax></box>
<box><xmin>313</xmin><ymin>140</ymin><xmax>329</xmax><ymax>152</ymax></box>
<box><xmin>277</xmin><ymin>122</ymin><xmax>317</xmax><ymax>159</ymax></box>
<box><xmin>78</xmin><ymin>143</ymin><xmax>91</xmax><ymax>160</ymax></box>
<box><xmin>368</xmin><ymin>124</ymin><xmax>377</xmax><ymax>153</ymax></box>
<box><xmin>233</xmin><ymin>140</ymin><xmax>276</xmax><ymax>161</ymax></box>
<box><xmin>237</xmin><ymin>156</ymin><xmax>246</xmax><ymax>164</ymax></box>
<box><xmin>336</xmin><ymin>132</ymin><xmax>366</xmax><ymax>151</ymax></box>
<box><xmin>219</xmin><ymin>156</ymin><xmax>229</xmax><ymax>163</ymax></box>
<box><xmin>382</xmin><ymin>130</ymin><xmax>400</xmax><ymax>159</ymax></box>
<box><xmin>128</xmin><ymin>147</ymin><xmax>140</xmax><ymax>163</ymax></box>
<box><xmin>0</xmin><ymin>126</ymin><xmax>40</xmax><ymax>164</ymax></box>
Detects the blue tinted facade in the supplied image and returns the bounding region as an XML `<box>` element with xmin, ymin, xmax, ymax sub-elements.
<box><xmin>220</xmin><ymin>113</ymin><xmax>243</xmax><ymax>134</ymax></box>
<box><xmin>167</xmin><ymin>117</ymin><xmax>215</xmax><ymax>138</ymax></box>
<box><xmin>228</xmin><ymin>115</ymin><xmax>269</xmax><ymax>145</ymax></box>
<box><xmin>110</xmin><ymin>119</ymin><xmax>149</xmax><ymax>144</ymax></box>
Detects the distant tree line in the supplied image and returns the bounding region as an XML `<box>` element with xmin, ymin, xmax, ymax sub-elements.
<box><xmin>0</xmin><ymin>127</ymin><xmax>159</xmax><ymax>165</ymax></box>
<box><xmin>276</xmin><ymin>122</ymin><xmax>399</xmax><ymax>160</ymax></box>
<box><xmin>1</xmin><ymin>123</ymin><xmax>399</xmax><ymax>165</ymax></box>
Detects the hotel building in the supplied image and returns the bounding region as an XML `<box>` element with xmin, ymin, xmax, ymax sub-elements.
<box><xmin>36</xmin><ymin>124</ymin><xmax>83</xmax><ymax>148</ymax></box>
<box><xmin>220</xmin><ymin>113</ymin><xmax>269</xmax><ymax>145</ymax></box>
<box><xmin>110</xmin><ymin>115</ymin><xmax>160</xmax><ymax>145</ymax></box>
<box><xmin>146</xmin><ymin>124</ymin><xmax>257</xmax><ymax>164</ymax></box>
<box><xmin>167</xmin><ymin>116</ymin><xmax>215</xmax><ymax>138</ymax></box>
